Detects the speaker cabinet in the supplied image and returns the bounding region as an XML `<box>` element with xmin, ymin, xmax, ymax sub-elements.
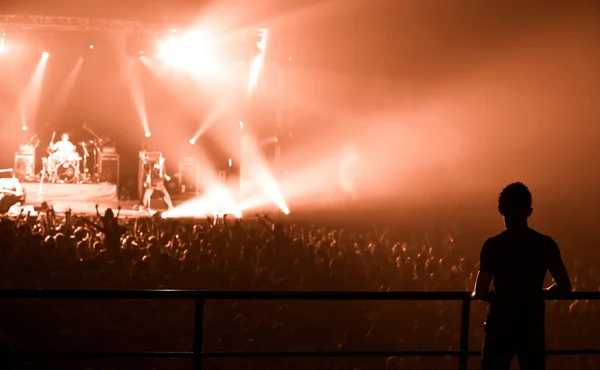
<box><xmin>14</xmin><ymin>152</ymin><xmax>35</xmax><ymax>181</ymax></box>
<box><xmin>98</xmin><ymin>153</ymin><xmax>119</xmax><ymax>186</ymax></box>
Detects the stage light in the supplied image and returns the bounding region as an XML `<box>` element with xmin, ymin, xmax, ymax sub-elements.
<box><xmin>89</xmin><ymin>45</ymin><xmax>94</xmax><ymax>49</ymax></box>
<box><xmin>0</xmin><ymin>33</ymin><xmax>4</xmax><ymax>54</ymax></box>
<box><xmin>239</xmin><ymin>121</ymin><xmax>244</xmax><ymax>130</ymax></box>
<box><xmin>42</xmin><ymin>51</ymin><xmax>49</xmax><ymax>58</ymax></box>
<box><xmin>172</xmin><ymin>29</ymin><xmax>177</xmax><ymax>33</ymax></box>
<box><xmin>145</xmin><ymin>131</ymin><xmax>151</xmax><ymax>138</ymax></box>
<box><xmin>21</xmin><ymin>126</ymin><xmax>28</xmax><ymax>131</ymax></box>
<box><xmin>228</xmin><ymin>159</ymin><xmax>232</xmax><ymax>167</ymax></box>
<box><xmin>189</xmin><ymin>139</ymin><xmax>195</xmax><ymax>145</ymax></box>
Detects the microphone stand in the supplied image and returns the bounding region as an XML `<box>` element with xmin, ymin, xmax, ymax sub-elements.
<box><xmin>81</xmin><ymin>142</ymin><xmax>90</xmax><ymax>183</ymax></box>
<box><xmin>37</xmin><ymin>172</ymin><xmax>45</xmax><ymax>202</ymax></box>
<box><xmin>82</xmin><ymin>123</ymin><xmax>104</xmax><ymax>183</ymax></box>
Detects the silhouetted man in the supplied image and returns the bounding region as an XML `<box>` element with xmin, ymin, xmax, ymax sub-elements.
<box><xmin>473</xmin><ymin>182</ymin><xmax>571</xmax><ymax>370</ymax></box>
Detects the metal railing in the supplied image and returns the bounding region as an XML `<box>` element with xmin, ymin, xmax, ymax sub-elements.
<box><xmin>1</xmin><ymin>290</ymin><xmax>599</xmax><ymax>370</ymax></box>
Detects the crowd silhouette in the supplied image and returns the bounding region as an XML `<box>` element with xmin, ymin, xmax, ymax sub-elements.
<box><xmin>0</xmin><ymin>198</ymin><xmax>595</xmax><ymax>370</ymax></box>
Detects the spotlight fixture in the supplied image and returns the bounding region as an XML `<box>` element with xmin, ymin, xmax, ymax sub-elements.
<box><xmin>145</xmin><ymin>131</ymin><xmax>151</xmax><ymax>138</ymax></box>
<box><xmin>21</xmin><ymin>126</ymin><xmax>28</xmax><ymax>131</ymax></box>
<box><xmin>189</xmin><ymin>139</ymin><xmax>195</xmax><ymax>145</ymax></box>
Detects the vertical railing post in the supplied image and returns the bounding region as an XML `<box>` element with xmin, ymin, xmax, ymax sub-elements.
<box><xmin>458</xmin><ymin>297</ymin><xmax>471</xmax><ymax>370</ymax></box>
<box><xmin>193</xmin><ymin>297</ymin><xmax>205</xmax><ymax>370</ymax></box>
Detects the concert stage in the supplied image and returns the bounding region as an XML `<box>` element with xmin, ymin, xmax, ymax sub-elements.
<box><xmin>22</xmin><ymin>182</ymin><xmax>118</xmax><ymax>203</ymax></box>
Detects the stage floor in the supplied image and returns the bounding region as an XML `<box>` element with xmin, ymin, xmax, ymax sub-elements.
<box><xmin>22</xmin><ymin>182</ymin><xmax>118</xmax><ymax>203</ymax></box>
<box><xmin>15</xmin><ymin>182</ymin><xmax>210</xmax><ymax>218</ymax></box>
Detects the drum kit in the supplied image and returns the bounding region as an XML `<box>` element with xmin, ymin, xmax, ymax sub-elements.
<box><xmin>40</xmin><ymin>131</ymin><xmax>103</xmax><ymax>184</ymax></box>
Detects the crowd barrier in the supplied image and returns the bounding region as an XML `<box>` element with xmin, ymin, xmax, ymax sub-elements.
<box><xmin>1</xmin><ymin>290</ymin><xmax>599</xmax><ymax>370</ymax></box>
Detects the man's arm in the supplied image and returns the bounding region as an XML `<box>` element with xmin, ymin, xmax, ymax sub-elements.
<box><xmin>472</xmin><ymin>270</ymin><xmax>494</xmax><ymax>300</ymax></box>
<box><xmin>472</xmin><ymin>239</ymin><xmax>494</xmax><ymax>301</ymax></box>
<box><xmin>546</xmin><ymin>238</ymin><xmax>571</xmax><ymax>295</ymax></box>
<box><xmin>80</xmin><ymin>217</ymin><xmax>106</xmax><ymax>233</ymax></box>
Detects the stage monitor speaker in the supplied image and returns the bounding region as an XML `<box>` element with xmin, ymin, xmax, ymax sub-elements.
<box><xmin>98</xmin><ymin>153</ymin><xmax>119</xmax><ymax>187</ymax></box>
<box><xmin>14</xmin><ymin>152</ymin><xmax>35</xmax><ymax>181</ymax></box>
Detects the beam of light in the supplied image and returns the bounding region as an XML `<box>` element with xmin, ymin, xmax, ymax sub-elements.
<box><xmin>122</xmin><ymin>58</ymin><xmax>150</xmax><ymax>136</ymax></box>
<box><xmin>239</xmin><ymin>133</ymin><xmax>289</xmax><ymax>214</ymax></box>
<box><xmin>189</xmin><ymin>93</ymin><xmax>237</xmax><ymax>143</ymax></box>
<box><xmin>140</xmin><ymin>55</ymin><xmax>240</xmax><ymax>141</ymax></box>
<box><xmin>139</xmin><ymin>55</ymin><xmax>168</xmax><ymax>76</ymax></box>
<box><xmin>236</xmin><ymin>154</ymin><xmax>341</xmax><ymax>212</ymax></box>
<box><xmin>47</xmin><ymin>58</ymin><xmax>83</xmax><ymax>117</ymax></box>
<box><xmin>151</xmin><ymin>26</ymin><xmax>253</xmax><ymax>92</ymax></box>
<box><xmin>161</xmin><ymin>189</ymin><xmax>242</xmax><ymax>219</ymax></box>
<box><xmin>16</xmin><ymin>53</ymin><xmax>49</xmax><ymax>130</ymax></box>
<box><xmin>163</xmin><ymin>144</ymin><xmax>243</xmax><ymax>218</ymax></box>
<box><xmin>247</xmin><ymin>29</ymin><xmax>268</xmax><ymax>94</ymax></box>
<box><xmin>162</xmin><ymin>184</ymin><xmax>242</xmax><ymax>219</ymax></box>
<box><xmin>157</xmin><ymin>29</ymin><xmax>220</xmax><ymax>75</ymax></box>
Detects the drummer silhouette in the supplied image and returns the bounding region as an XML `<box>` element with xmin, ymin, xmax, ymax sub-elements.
<box><xmin>50</xmin><ymin>133</ymin><xmax>76</xmax><ymax>156</ymax></box>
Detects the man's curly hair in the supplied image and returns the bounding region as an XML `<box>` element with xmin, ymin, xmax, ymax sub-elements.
<box><xmin>498</xmin><ymin>182</ymin><xmax>532</xmax><ymax>217</ymax></box>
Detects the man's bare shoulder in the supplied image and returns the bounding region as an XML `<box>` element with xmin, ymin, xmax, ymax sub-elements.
<box><xmin>491</xmin><ymin>228</ymin><xmax>556</xmax><ymax>246</ymax></box>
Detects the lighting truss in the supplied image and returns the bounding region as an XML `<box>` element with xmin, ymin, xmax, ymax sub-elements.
<box><xmin>0</xmin><ymin>15</ymin><xmax>172</xmax><ymax>33</ymax></box>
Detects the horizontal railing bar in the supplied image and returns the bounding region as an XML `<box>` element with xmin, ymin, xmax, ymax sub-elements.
<box><xmin>16</xmin><ymin>351</ymin><xmax>193</xmax><ymax>359</ymax></box>
<box><xmin>16</xmin><ymin>350</ymin><xmax>460</xmax><ymax>359</ymax></box>
<box><xmin>1</xmin><ymin>290</ymin><xmax>598</xmax><ymax>301</ymax></box>
<box><xmin>547</xmin><ymin>349</ymin><xmax>600</xmax><ymax>355</ymax></box>
<box><xmin>0</xmin><ymin>290</ymin><xmax>469</xmax><ymax>300</ymax></box>
<box><xmin>15</xmin><ymin>349</ymin><xmax>600</xmax><ymax>359</ymax></box>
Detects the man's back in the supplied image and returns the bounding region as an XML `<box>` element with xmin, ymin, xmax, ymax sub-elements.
<box><xmin>481</xmin><ymin>227</ymin><xmax>562</xmax><ymax>307</ymax></box>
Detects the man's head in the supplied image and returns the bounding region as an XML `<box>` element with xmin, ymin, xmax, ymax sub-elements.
<box><xmin>498</xmin><ymin>182</ymin><xmax>532</xmax><ymax>223</ymax></box>
<box><xmin>61</xmin><ymin>133</ymin><xmax>69</xmax><ymax>142</ymax></box>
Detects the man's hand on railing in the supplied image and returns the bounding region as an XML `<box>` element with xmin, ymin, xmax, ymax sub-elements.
<box><xmin>544</xmin><ymin>283</ymin><xmax>571</xmax><ymax>299</ymax></box>
<box><xmin>471</xmin><ymin>291</ymin><xmax>495</xmax><ymax>304</ymax></box>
